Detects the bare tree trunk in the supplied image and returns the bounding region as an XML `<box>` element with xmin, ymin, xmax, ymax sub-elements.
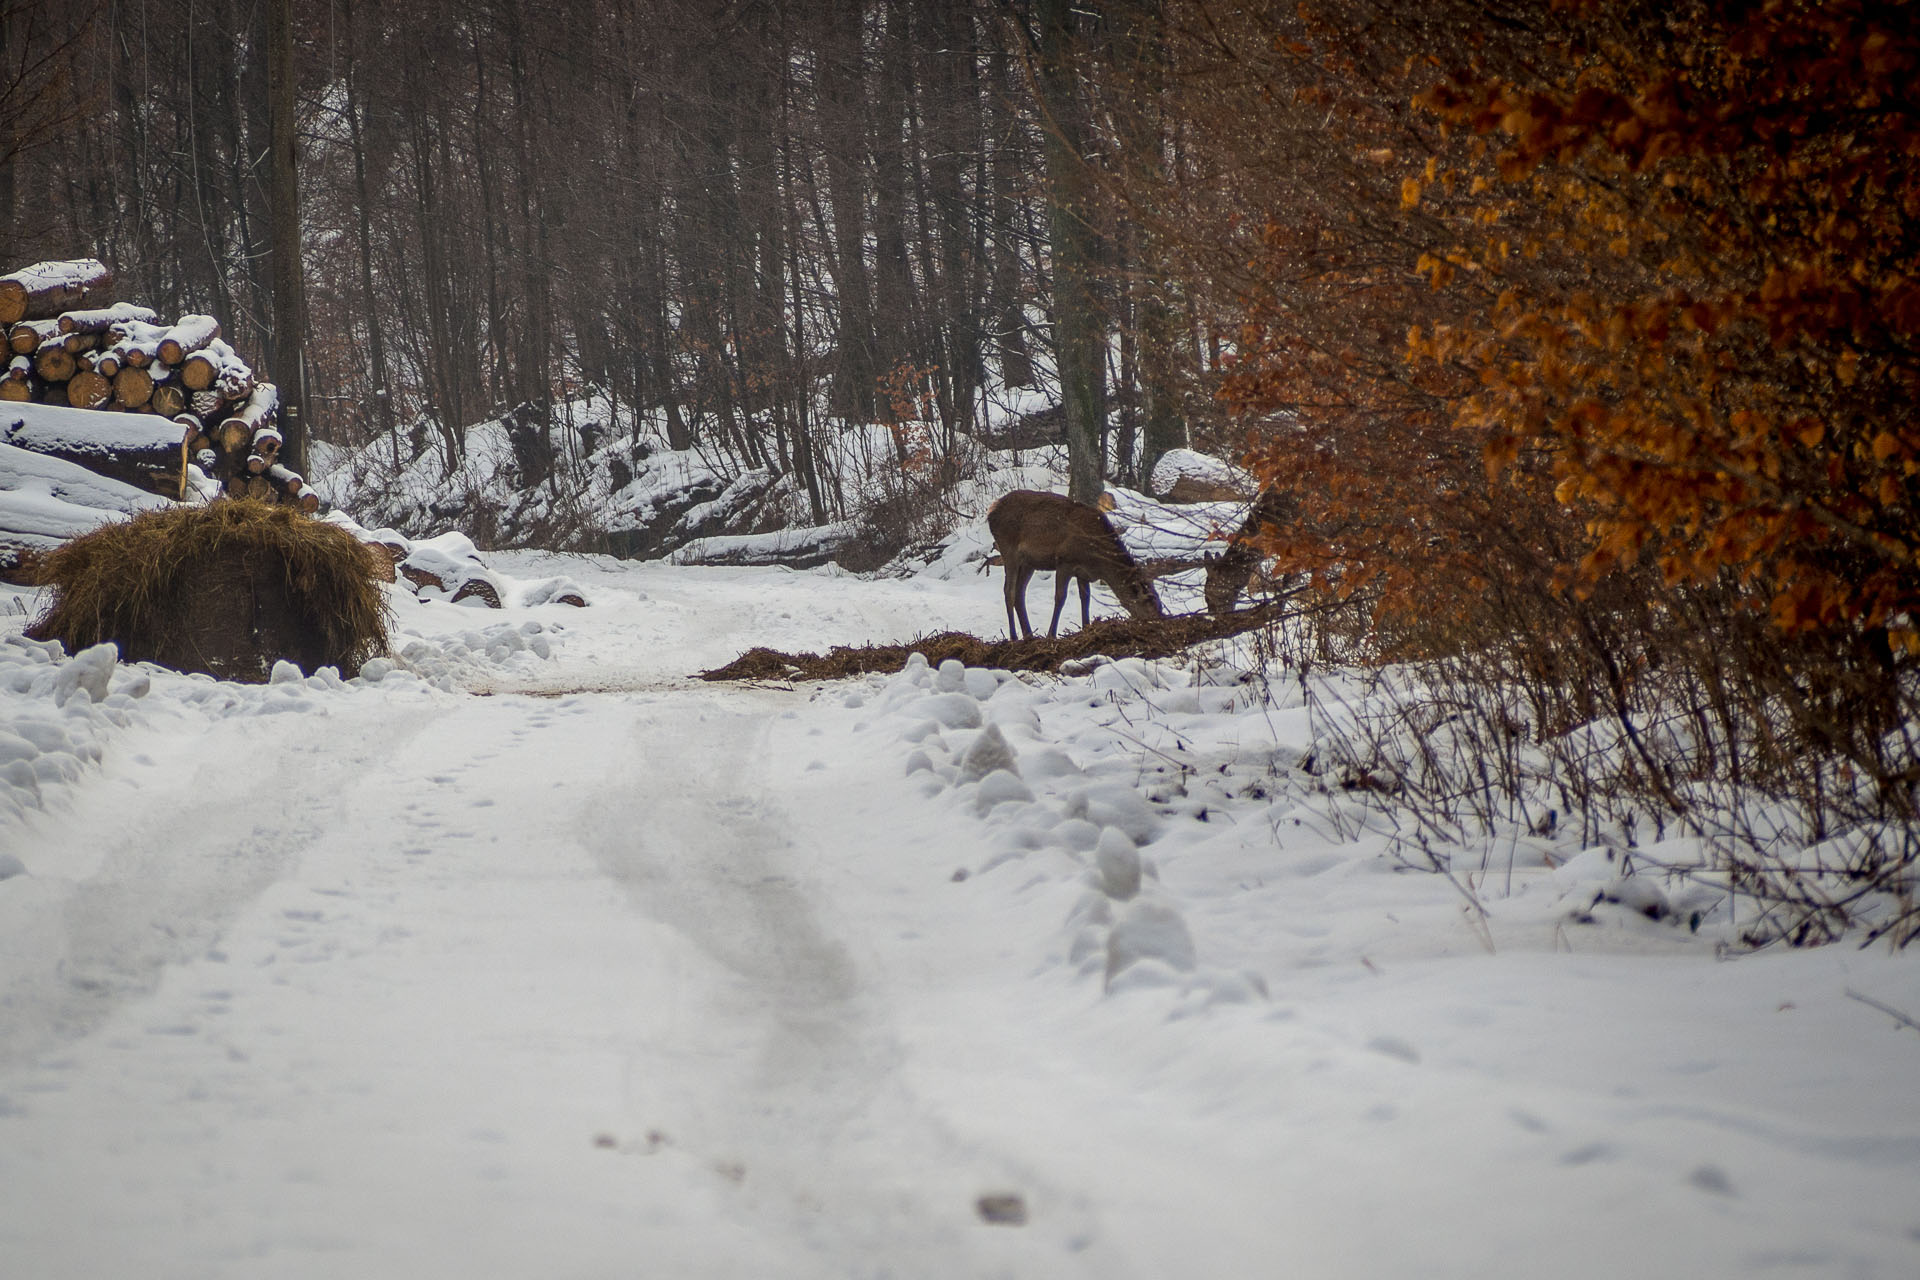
<box><xmin>267</xmin><ymin>0</ymin><xmax>307</xmax><ymax>471</ymax></box>
<box><xmin>821</xmin><ymin>0</ymin><xmax>877</xmax><ymax>421</ymax></box>
<box><xmin>1036</xmin><ymin>0</ymin><xmax>1107</xmax><ymax>504</ymax></box>
<box><xmin>988</xmin><ymin>46</ymin><xmax>1033</xmax><ymax>389</ymax></box>
<box><xmin>342</xmin><ymin>0</ymin><xmax>397</xmax><ymax>469</ymax></box>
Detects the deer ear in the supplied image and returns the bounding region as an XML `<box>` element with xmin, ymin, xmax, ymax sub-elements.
<box><xmin>1096</xmin><ymin>492</ymin><xmax>1117</xmax><ymax>513</ymax></box>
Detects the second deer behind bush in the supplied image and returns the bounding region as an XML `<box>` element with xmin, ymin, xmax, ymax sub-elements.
<box><xmin>987</xmin><ymin>490</ymin><xmax>1165</xmax><ymax>640</ymax></box>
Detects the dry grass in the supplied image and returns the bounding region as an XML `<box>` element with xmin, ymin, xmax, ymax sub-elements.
<box><xmin>700</xmin><ymin>604</ymin><xmax>1280</xmax><ymax>681</ymax></box>
<box><xmin>28</xmin><ymin>500</ymin><xmax>391</xmax><ymax>680</ymax></box>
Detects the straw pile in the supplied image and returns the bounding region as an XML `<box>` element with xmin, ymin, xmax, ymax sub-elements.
<box><xmin>27</xmin><ymin>500</ymin><xmax>390</xmax><ymax>681</ymax></box>
<box><xmin>699</xmin><ymin>605</ymin><xmax>1281</xmax><ymax>682</ymax></box>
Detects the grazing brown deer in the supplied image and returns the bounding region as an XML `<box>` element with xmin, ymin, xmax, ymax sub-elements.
<box><xmin>987</xmin><ymin>490</ymin><xmax>1165</xmax><ymax>640</ymax></box>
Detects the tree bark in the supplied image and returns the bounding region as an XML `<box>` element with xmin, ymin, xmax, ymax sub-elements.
<box><xmin>1036</xmin><ymin>0</ymin><xmax>1108</xmax><ymax>504</ymax></box>
<box><xmin>267</xmin><ymin>0</ymin><xmax>307</xmax><ymax>474</ymax></box>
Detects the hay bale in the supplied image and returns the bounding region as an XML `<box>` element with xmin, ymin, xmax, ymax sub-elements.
<box><xmin>27</xmin><ymin>499</ymin><xmax>391</xmax><ymax>682</ymax></box>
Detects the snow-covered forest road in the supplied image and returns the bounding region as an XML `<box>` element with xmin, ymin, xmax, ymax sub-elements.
<box><xmin>3</xmin><ymin>554</ymin><xmax>1918</xmax><ymax>1279</ymax></box>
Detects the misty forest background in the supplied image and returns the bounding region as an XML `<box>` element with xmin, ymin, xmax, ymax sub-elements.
<box><xmin>3</xmin><ymin>0</ymin><xmax>1917</xmax><ymax>945</ymax></box>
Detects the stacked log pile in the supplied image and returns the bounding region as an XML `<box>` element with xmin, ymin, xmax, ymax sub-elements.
<box><xmin>0</xmin><ymin>258</ymin><xmax>316</xmax><ymax>510</ymax></box>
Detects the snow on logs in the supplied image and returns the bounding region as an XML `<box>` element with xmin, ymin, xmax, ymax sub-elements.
<box><xmin>0</xmin><ymin>260</ymin><xmax>314</xmax><ymax>513</ymax></box>
<box><xmin>3</xmin><ymin>401</ymin><xmax>192</xmax><ymax>500</ymax></box>
<box><xmin>0</xmin><ymin>439</ymin><xmax>176</xmax><ymax>579</ymax></box>
<box><xmin>0</xmin><ymin>259</ymin><xmax>114</xmax><ymax>326</ymax></box>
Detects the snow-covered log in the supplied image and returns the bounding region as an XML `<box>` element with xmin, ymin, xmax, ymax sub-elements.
<box><xmin>261</xmin><ymin>462</ymin><xmax>318</xmax><ymax>512</ymax></box>
<box><xmin>108</xmin><ymin>319</ymin><xmax>168</xmax><ymax>369</ymax></box>
<box><xmin>7</xmin><ymin>318</ymin><xmax>58</xmax><ymax>355</ymax></box>
<box><xmin>221</xmin><ymin>381</ymin><xmax>277</xmax><ymax>427</ymax></box>
<box><xmin>1149</xmin><ymin>448</ymin><xmax>1254</xmax><ymax>504</ymax></box>
<box><xmin>181</xmin><ymin>337</ymin><xmax>253</xmax><ymax>401</ymax></box>
<box><xmin>2</xmin><ymin>400</ymin><xmax>190</xmax><ymax>499</ymax></box>
<box><xmin>0</xmin><ymin>259</ymin><xmax>113</xmax><ymax>326</ymax></box>
<box><xmin>58</xmin><ymin>302</ymin><xmax>157</xmax><ymax>335</ymax></box>
<box><xmin>667</xmin><ymin>520</ymin><xmax>859</xmax><ymax>570</ymax></box>
<box><xmin>250</xmin><ymin>426</ymin><xmax>283</xmax><ymax>466</ymax></box>
<box><xmin>222</xmin><ymin>383</ymin><xmax>280</xmax><ymax>484</ymax></box>
<box><xmin>0</xmin><ymin>439</ymin><xmax>173</xmax><ymax>579</ymax></box>
<box><xmin>155</xmin><ymin>314</ymin><xmax>220</xmax><ymax>367</ymax></box>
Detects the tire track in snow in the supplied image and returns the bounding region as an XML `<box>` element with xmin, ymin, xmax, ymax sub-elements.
<box><xmin>0</xmin><ymin>701</ymin><xmax>442</xmax><ymax>1072</ymax></box>
<box><xmin>582</xmin><ymin>687</ymin><xmax>1124</xmax><ymax>1279</ymax></box>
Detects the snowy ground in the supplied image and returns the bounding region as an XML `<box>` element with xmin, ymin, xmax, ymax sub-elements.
<box><xmin>1</xmin><ymin>550</ymin><xmax>1917</xmax><ymax>1279</ymax></box>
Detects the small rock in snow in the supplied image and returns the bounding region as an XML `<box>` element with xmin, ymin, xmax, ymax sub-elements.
<box><xmin>909</xmin><ymin>692</ymin><xmax>983</xmax><ymax>730</ymax></box>
<box><xmin>1049</xmin><ymin>817</ymin><xmax>1101</xmax><ymax>853</ymax></box>
<box><xmin>902</xmin><ymin>720</ymin><xmax>944</xmax><ymax>745</ymax></box>
<box><xmin>958</xmin><ymin>723</ymin><xmax>1019</xmax><ymax>781</ymax></box>
<box><xmin>1599</xmin><ymin>876</ymin><xmax>1671</xmax><ymax>921</ymax></box>
<box><xmin>1094</xmin><ymin>827</ymin><xmax>1143</xmax><ymax>900</ymax></box>
<box><xmin>1023</xmin><ymin>747</ymin><xmax>1082</xmax><ymax>781</ymax></box>
<box><xmin>962</xmin><ymin>667</ymin><xmax>999</xmax><ymax>700</ymax></box>
<box><xmin>974</xmin><ymin>769</ymin><xmax>1035</xmax><ymax>813</ymax></box>
<box><xmin>1064</xmin><ymin>782</ymin><xmax>1164</xmax><ymax>845</ymax></box>
<box><xmin>975</xmin><ymin>1193</ymin><xmax>1028</xmax><ymax>1226</ymax></box>
<box><xmin>53</xmin><ymin>642</ymin><xmax>117</xmax><ymax>706</ymax></box>
<box><xmin>1106</xmin><ymin>898</ymin><xmax>1197</xmax><ymax>986</ymax></box>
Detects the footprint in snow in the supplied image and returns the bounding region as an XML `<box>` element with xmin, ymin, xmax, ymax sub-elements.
<box><xmin>1559</xmin><ymin>1142</ymin><xmax>1615</xmax><ymax>1166</ymax></box>
<box><xmin>1365</xmin><ymin>1035</ymin><xmax>1421</xmax><ymax>1065</ymax></box>
<box><xmin>1688</xmin><ymin>1164</ymin><xmax>1736</xmax><ymax>1196</ymax></box>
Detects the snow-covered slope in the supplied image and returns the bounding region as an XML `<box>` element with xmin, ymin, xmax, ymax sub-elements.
<box><xmin>0</xmin><ymin>542</ymin><xmax>1915</xmax><ymax>1279</ymax></box>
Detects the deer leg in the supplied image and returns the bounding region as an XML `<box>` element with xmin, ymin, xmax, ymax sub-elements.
<box><xmin>1078</xmin><ymin>575</ymin><xmax>1092</xmax><ymax>629</ymax></box>
<box><xmin>1048</xmin><ymin>570</ymin><xmax>1073</xmax><ymax>637</ymax></box>
<box><xmin>1010</xmin><ymin>564</ymin><xmax>1037</xmax><ymax>639</ymax></box>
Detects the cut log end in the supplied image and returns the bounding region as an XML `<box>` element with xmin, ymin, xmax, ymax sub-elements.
<box><xmin>66</xmin><ymin>369</ymin><xmax>112</xmax><ymax>410</ymax></box>
<box><xmin>112</xmin><ymin>365</ymin><xmax>154</xmax><ymax>409</ymax></box>
<box><xmin>0</xmin><ymin>259</ymin><xmax>112</xmax><ymax>326</ymax></box>
<box><xmin>34</xmin><ymin>346</ymin><xmax>76</xmax><ymax>382</ymax></box>
<box><xmin>150</xmin><ymin>384</ymin><xmax>187</xmax><ymax>417</ymax></box>
<box><xmin>450</xmin><ymin>577</ymin><xmax>502</xmax><ymax>608</ymax></box>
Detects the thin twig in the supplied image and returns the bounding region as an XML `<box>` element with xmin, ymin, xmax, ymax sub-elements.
<box><xmin>1845</xmin><ymin>988</ymin><xmax>1920</xmax><ymax>1036</ymax></box>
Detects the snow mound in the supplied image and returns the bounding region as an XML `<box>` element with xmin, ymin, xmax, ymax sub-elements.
<box><xmin>0</xmin><ymin>631</ymin><xmax>384</xmax><ymax>831</ymax></box>
<box><xmin>324</xmin><ymin>511</ymin><xmax>588</xmax><ymax>609</ymax></box>
<box><xmin>382</xmin><ymin>620</ymin><xmax>563</xmax><ymax>691</ymax></box>
<box><xmin>1148</xmin><ymin>447</ymin><xmax>1254</xmax><ymax>502</ymax></box>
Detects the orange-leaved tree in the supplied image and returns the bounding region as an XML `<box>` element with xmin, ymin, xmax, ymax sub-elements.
<box><xmin>1412</xmin><ymin>0</ymin><xmax>1919</xmax><ymax>689</ymax></box>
